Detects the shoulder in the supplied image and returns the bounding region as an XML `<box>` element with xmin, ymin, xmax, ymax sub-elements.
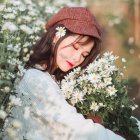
<box><xmin>19</xmin><ymin>68</ymin><xmax>59</xmax><ymax>91</ymax></box>
<box><xmin>25</xmin><ymin>68</ymin><xmax>47</xmax><ymax>76</ymax></box>
<box><xmin>19</xmin><ymin>68</ymin><xmax>54</xmax><ymax>87</ymax></box>
<box><xmin>17</xmin><ymin>68</ymin><xmax>55</xmax><ymax>92</ymax></box>
<box><xmin>24</xmin><ymin>68</ymin><xmax>51</xmax><ymax>80</ymax></box>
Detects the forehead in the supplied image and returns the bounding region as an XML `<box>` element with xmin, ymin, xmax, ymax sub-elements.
<box><xmin>70</xmin><ymin>34</ymin><xmax>95</xmax><ymax>44</ymax></box>
<box><xmin>57</xmin><ymin>34</ymin><xmax>94</xmax><ymax>51</ymax></box>
<box><xmin>70</xmin><ymin>35</ymin><xmax>94</xmax><ymax>52</ymax></box>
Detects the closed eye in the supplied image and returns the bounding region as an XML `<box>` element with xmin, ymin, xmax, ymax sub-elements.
<box><xmin>82</xmin><ymin>54</ymin><xmax>89</xmax><ymax>58</ymax></box>
<box><xmin>72</xmin><ymin>44</ymin><xmax>89</xmax><ymax>58</ymax></box>
<box><xmin>72</xmin><ymin>44</ymin><xmax>78</xmax><ymax>50</ymax></box>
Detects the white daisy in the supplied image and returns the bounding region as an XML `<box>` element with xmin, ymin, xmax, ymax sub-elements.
<box><xmin>107</xmin><ymin>85</ymin><xmax>117</xmax><ymax>96</ymax></box>
<box><xmin>104</xmin><ymin>77</ymin><xmax>112</xmax><ymax>86</ymax></box>
<box><xmin>122</xmin><ymin>58</ymin><xmax>126</xmax><ymax>62</ymax></box>
<box><xmin>2</xmin><ymin>22</ymin><xmax>18</xmax><ymax>32</ymax></box>
<box><xmin>56</xmin><ymin>26</ymin><xmax>66</xmax><ymax>38</ymax></box>
<box><xmin>90</xmin><ymin>102</ymin><xmax>99</xmax><ymax>111</ymax></box>
<box><xmin>88</xmin><ymin>73</ymin><xmax>101</xmax><ymax>84</ymax></box>
<box><xmin>0</xmin><ymin>110</ymin><xmax>7</xmax><ymax>119</ymax></box>
<box><xmin>72</xmin><ymin>90</ymin><xmax>84</xmax><ymax>103</ymax></box>
<box><xmin>20</xmin><ymin>24</ymin><xmax>33</xmax><ymax>34</ymax></box>
<box><xmin>4</xmin><ymin>86</ymin><xmax>11</xmax><ymax>93</ymax></box>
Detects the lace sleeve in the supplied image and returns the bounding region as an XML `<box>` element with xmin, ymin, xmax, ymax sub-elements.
<box><xmin>3</xmin><ymin>69</ymin><xmax>125</xmax><ymax>140</ymax></box>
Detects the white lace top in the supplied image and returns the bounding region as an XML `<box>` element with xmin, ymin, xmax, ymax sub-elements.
<box><xmin>3</xmin><ymin>68</ymin><xmax>125</xmax><ymax>140</ymax></box>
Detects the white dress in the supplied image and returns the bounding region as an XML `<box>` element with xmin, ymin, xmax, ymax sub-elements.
<box><xmin>3</xmin><ymin>68</ymin><xmax>126</xmax><ymax>140</ymax></box>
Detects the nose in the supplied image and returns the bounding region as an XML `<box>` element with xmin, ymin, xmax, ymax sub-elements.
<box><xmin>71</xmin><ymin>51</ymin><xmax>81</xmax><ymax>63</ymax></box>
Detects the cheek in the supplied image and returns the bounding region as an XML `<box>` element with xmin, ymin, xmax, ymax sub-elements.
<box><xmin>57</xmin><ymin>47</ymin><xmax>74</xmax><ymax>59</ymax></box>
<box><xmin>76</xmin><ymin>58</ymin><xmax>85</xmax><ymax>66</ymax></box>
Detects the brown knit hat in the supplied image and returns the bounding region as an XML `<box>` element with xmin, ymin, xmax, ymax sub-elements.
<box><xmin>45</xmin><ymin>7</ymin><xmax>102</xmax><ymax>41</ymax></box>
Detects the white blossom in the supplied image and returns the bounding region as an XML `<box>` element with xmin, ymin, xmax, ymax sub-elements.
<box><xmin>63</xmin><ymin>91</ymin><xmax>73</xmax><ymax>99</ymax></box>
<box><xmin>120</xmin><ymin>72</ymin><xmax>124</xmax><ymax>76</ymax></box>
<box><xmin>8</xmin><ymin>72</ymin><xmax>15</xmax><ymax>78</ymax></box>
<box><xmin>129</xmin><ymin>49</ymin><xmax>135</xmax><ymax>54</ymax></box>
<box><xmin>122</xmin><ymin>58</ymin><xmax>126</xmax><ymax>63</ymax></box>
<box><xmin>2</xmin><ymin>22</ymin><xmax>18</xmax><ymax>32</ymax></box>
<box><xmin>78</xmin><ymin>75</ymin><xmax>87</xmax><ymax>82</ymax></box>
<box><xmin>23</xmin><ymin>42</ymin><xmax>31</xmax><ymax>47</ymax></box>
<box><xmin>8</xmin><ymin>58</ymin><xmax>22</xmax><ymax>65</ymax></box>
<box><xmin>107</xmin><ymin>85</ymin><xmax>117</xmax><ymax>96</ymax></box>
<box><xmin>106</xmin><ymin>65</ymin><xmax>118</xmax><ymax>74</ymax></box>
<box><xmin>45</xmin><ymin>6</ymin><xmax>56</xmax><ymax>14</ymax></box>
<box><xmin>88</xmin><ymin>73</ymin><xmax>101</xmax><ymax>84</ymax></box>
<box><xmin>56</xmin><ymin>26</ymin><xmax>66</xmax><ymax>38</ymax></box>
<box><xmin>70</xmin><ymin>98</ymin><xmax>77</xmax><ymax>106</ymax></box>
<box><xmin>90</xmin><ymin>102</ymin><xmax>99</xmax><ymax>111</ymax></box>
<box><xmin>0</xmin><ymin>110</ymin><xmax>7</xmax><ymax>119</ymax></box>
<box><xmin>109</xmin><ymin>55</ymin><xmax>119</xmax><ymax>61</ymax></box>
<box><xmin>128</xmin><ymin>37</ymin><xmax>134</xmax><ymax>44</ymax></box>
<box><xmin>95</xmin><ymin>82</ymin><xmax>105</xmax><ymax>89</ymax></box>
<box><xmin>72</xmin><ymin>90</ymin><xmax>84</xmax><ymax>103</ymax></box>
<box><xmin>9</xmin><ymin>95</ymin><xmax>22</xmax><ymax>106</ymax></box>
<box><xmin>86</xmin><ymin>63</ymin><xmax>95</xmax><ymax>73</ymax></box>
<box><xmin>61</xmin><ymin>80</ymin><xmax>75</xmax><ymax>95</ymax></box>
<box><xmin>4</xmin><ymin>7</ymin><xmax>12</xmax><ymax>12</ymax></box>
<box><xmin>104</xmin><ymin>77</ymin><xmax>112</xmax><ymax>86</ymax></box>
<box><xmin>0</xmin><ymin>4</ymin><xmax>5</xmax><ymax>11</ymax></box>
<box><xmin>23</xmin><ymin>48</ymin><xmax>29</xmax><ymax>53</ymax></box>
<box><xmin>21</xmin><ymin>16</ymin><xmax>32</xmax><ymax>22</ymax></box>
<box><xmin>11</xmin><ymin>0</ymin><xmax>22</xmax><ymax>6</ymax></box>
<box><xmin>98</xmin><ymin>58</ymin><xmax>108</xmax><ymax>65</ymax></box>
<box><xmin>20</xmin><ymin>25</ymin><xmax>33</xmax><ymax>34</ymax></box>
<box><xmin>103</xmin><ymin>52</ymin><xmax>113</xmax><ymax>57</ymax></box>
<box><xmin>99</xmin><ymin>103</ymin><xmax>105</xmax><ymax>107</ymax></box>
<box><xmin>3</xmin><ymin>13</ymin><xmax>16</xmax><ymax>19</ymax></box>
<box><xmin>4</xmin><ymin>86</ymin><xmax>11</xmax><ymax>93</ymax></box>
<box><xmin>7</xmin><ymin>44</ymin><xmax>21</xmax><ymax>53</ymax></box>
<box><xmin>114</xmin><ymin>18</ymin><xmax>121</xmax><ymax>24</ymax></box>
<box><xmin>34</xmin><ymin>20</ymin><xmax>44</xmax><ymax>26</ymax></box>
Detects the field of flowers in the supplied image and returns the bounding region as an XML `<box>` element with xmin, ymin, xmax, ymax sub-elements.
<box><xmin>0</xmin><ymin>0</ymin><xmax>86</xmax><ymax>133</ymax></box>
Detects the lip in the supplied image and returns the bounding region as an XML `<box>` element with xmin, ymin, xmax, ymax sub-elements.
<box><xmin>66</xmin><ymin>60</ymin><xmax>74</xmax><ymax>67</ymax></box>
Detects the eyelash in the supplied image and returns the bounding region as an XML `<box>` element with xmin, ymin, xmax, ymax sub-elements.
<box><xmin>72</xmin><ymin>45</ymin><xmax>87</xmax><ymax>58</ymax></box>
<box><xmin>72</xmin><ymin>45</ymin><xmax>78</xmax><ymax>50</ymax></box>
<box><xmin>82</xmin><ymin>55</ymin><xmax>87</xmax><ymax>58</ymax></box>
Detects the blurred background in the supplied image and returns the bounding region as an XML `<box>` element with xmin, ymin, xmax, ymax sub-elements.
<box><xmin>86</xmin><ymin>0</ymin><xmax>140</xmax><ymax>119</ymax></box>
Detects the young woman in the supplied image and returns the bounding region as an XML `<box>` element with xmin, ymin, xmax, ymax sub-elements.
<box><xmin>3</xmin><ymin>7</ymin><xmax>125</xmax><ymax>140</ymax></box>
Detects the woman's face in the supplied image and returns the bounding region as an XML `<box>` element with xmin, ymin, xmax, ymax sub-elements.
<box><xmin>56</xmin><ymin>35</ymin><xmax>94</xmax><ymax>72</ymax></box>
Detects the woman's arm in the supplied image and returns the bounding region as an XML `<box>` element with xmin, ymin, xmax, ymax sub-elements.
<box><xmin>15</xmin><ymin>68</ymin><xmax>125</xmax><ymax>140</ymax></box>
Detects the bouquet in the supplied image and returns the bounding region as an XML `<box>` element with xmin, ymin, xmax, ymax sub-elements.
<box><xmin>61</xmin><ymin>52</ymin><xmax>140</xmax><ymax>140</ymax></box>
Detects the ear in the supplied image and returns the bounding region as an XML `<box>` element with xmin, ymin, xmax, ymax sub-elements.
<box><xmin>53</xmin><ymin>35</ymin><xmax>60</xmax><ymax>44</ymax></box>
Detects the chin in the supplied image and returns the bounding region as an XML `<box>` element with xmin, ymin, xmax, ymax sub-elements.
<box><xmin>59</xmin><ymin>66</ymin><xmax>71</xmax><ymax>72</ymax></box>
<box><xmin>60</xmin><ymin>69</ymin><xmax>69</xmax><ymax>72</ymax></box>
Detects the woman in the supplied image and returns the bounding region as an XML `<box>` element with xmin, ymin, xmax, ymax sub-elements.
<box><xmin>3</xmin><ymin>7</ymin><xmax>125</xmax><ymax>140</ymax></box>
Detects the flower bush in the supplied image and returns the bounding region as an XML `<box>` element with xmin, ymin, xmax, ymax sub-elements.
<box><xmin>61</xmin><ymin>52</ymin><xmax>140</xmax><ymax>140</ymax></box>
<box><xmin>0</xmin><ymin>0</ymin><xmax>86</xmax><ymax>133</ymax></box>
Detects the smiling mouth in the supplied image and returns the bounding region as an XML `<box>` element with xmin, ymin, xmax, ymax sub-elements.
<box><xmin>66</xmin><ymin>61</ymin><xmax>74</xmax><ymax>67</ymax></box>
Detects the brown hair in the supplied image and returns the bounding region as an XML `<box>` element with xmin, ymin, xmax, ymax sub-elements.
<box><xmin>25</xmin><ymin>24</ymin><xmax>101</xmax><ymax>81</ymax></box>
